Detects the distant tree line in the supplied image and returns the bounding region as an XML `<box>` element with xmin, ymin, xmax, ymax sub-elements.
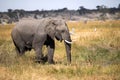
<box><xmin>0</xmin><ymin>4</ymin><xmax>120</xmax><ymax>24</ymax></box>
<box><xmin>78</xmin><ymin>4</ymin><xmax>120</xmax><ymax>14</ymax></box>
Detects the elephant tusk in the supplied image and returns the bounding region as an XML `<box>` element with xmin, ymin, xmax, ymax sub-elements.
<box><xmin>65</xmin><ymin>40</ymin><xmax>72</xmax><ymax>44</ymax></box>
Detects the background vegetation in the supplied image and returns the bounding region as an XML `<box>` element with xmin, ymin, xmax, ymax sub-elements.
<box><xmin>0</xmin><ymin>20</ymin><xmax>120</xmax><ymax>80</ymax></box>
<box><xmin>1</xmin><ymin>4</ymin><xmax>120</xmax><ymax>24</ymax></box>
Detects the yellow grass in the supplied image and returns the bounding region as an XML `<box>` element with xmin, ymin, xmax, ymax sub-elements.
<box><xmin>67</xmin><ymin>20</ymin><xmax>120</xmax><ymax>48</ymax></box>
<box><xmin>0</xmin><ymin>24</ymin><xmax>14</xmax><ymax>41</ymax></box>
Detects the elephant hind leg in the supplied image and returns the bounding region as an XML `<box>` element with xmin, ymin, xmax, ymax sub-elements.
<box><xmin>12</xmin><ymin>39</ymin><xmax>20</xmax><ymax>54</ymax></box>
<box><xmin>12</xmin><ymin>39</ymin><xmax>26</xmax><ymax>55</ymax></box>
<box><xmin>19</xmin><ymin>47</ymin><xmax>26</xmax><ymax>55</ymax></box>
<box><xmin>15</xmin><ymin>44</ymin><xmax>26</xmax><ymax>56</ymax></box>
<box><xmin>12</xmin><ymin>29</ymin><xmax>26</xmax><ymax>55</ymax></box>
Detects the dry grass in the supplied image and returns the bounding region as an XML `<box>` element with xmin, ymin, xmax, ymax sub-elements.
<box><xmin>67</xmin><ymin>20</ymin><xmax>120</xmax><ymax>48</ymax></box>
<box><xmin>0</xmin><ymin>20</ymin><xmax>120</xmax><ymax>80</ymax></box>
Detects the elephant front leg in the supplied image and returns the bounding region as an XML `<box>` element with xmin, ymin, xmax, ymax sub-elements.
<box><xmin>47</xmin><ymin>40</ymin><xmax>55</xmax><ymax>64</ymax></box>
<box><xmin>33</xmin><ymin>34</ymin><xmax>47</xmax><ymax>63</ymax></box>
<box><xmin>34</xmin><ymin>46</ymin><xmax>44</xmax><ymax>63</ymax></box>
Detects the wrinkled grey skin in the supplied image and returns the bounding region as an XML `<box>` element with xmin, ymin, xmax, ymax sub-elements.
<box><xmin>11</xmin><ymin>18</ymin><xmax>72</xmax><ymax>64</ymax></box>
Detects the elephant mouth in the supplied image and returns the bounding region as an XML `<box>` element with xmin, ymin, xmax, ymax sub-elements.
<box><xmin>64</xmin><ymin>40</ymin><xmax>72</xmax><ymax>44</ymax></box>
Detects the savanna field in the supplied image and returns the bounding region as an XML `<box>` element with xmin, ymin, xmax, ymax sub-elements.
<box><xmin>0</xmin><ymin>20</ymin><xmax>120</xmax><ymax>80</ymax></box>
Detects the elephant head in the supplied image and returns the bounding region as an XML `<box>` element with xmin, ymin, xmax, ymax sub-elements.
<box><xmin>45</xmin><ymin>19</ymin><xmax>72</xmax><ymax>63</ymax></box>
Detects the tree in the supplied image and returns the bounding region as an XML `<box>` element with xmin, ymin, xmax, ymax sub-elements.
<box><xmin>78</xmin><ymin>6</ymin><xmax>87</xmax><ymax>15</ymax></box>
<box><xmin>96</xmin><ymin>5</ymin><xmax>100</xmax><ymax>10</ymax></box>
<box><xmin>7</xmin><ymin>9</ymin><xmax>14</xmax><ymax>19</ymax></box>
<box><xmin>8</xmin><ymin>9</ymin><xmax>13</xmax><ymax>13</ymax></box>
<box><xmin>62</xmin><ymin>7</ymin><xmax>68</xmax><ymax>11</ymax></box>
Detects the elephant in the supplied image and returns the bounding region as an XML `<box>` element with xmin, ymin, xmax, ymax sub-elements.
<box><xmin>11</xmin><ymin>18</ymin><xmax>72</xmax><ymax>64</ymax></box>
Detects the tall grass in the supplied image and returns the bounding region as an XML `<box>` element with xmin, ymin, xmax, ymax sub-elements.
<box><xmin>0</xmin><ymin>20</ymin><xmax>120</xmax><ymax>80</ymax></box>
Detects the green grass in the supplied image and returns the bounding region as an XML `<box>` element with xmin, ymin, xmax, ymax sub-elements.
<box><xmin>0</xmin><ymin>20</ymin><xmax>120</xmax><ymax>80</ymax></box>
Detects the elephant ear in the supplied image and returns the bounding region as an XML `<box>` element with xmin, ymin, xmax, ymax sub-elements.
<box><xmin>45</xmin><ymin>20</ymin><xmax>57</xmax><ymax>39</ymax></box>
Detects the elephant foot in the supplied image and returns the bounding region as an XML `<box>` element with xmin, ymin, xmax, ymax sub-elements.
<box><xmin>34</xmin><ymin>56</ymin><xmax>55</xmax><ymax>64</ymax></box>
<box><xmin>34</xmin><ymin>56</ymin><xmax>47</xmax><ymax>64</ymax></box>
<box><xmin>34</xmin><ymin>59</ymin><xmax>45</xmax><ymax>64</ymax></box>
<box><xmin>15</xmin><ymin>49</ymin><xmax>25</xmax><ymax>56</ymax></box>
<box><xmin>16</xmin><ymin>52</ymin><xmax>25</xmax><ymax>56</ymax></box>
<box><xmin>44</xmin><ymin>55</ymin><xmax>55</xmax><ymax>64</ymax></box>
<box><xmin>48</xmin><ymin>59</ymin><xmax>55</xmax><ymax>64</ymax></box>
<box><xmin>43</xmin><ymin>55</ymin><xmax>48</xmax><ymax>62</ymax></box>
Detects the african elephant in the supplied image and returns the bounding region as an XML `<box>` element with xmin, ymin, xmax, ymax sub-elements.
<box><xmin>11</xmin><ymin>18</ymin><xmax>72</xmax><ymax>64</ymax></box>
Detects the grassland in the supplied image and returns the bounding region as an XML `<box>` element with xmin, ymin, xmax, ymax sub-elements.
<box><xmin>0</xmin><ymin>20</ymin><xmax>120</xmax><ymax>80</ymax></box>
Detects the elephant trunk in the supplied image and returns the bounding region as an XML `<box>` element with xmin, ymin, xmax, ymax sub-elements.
<box><xmin>64</xmin><ymin>35</ymin><xmax>72</xmax><ymax>63</ymax></box>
